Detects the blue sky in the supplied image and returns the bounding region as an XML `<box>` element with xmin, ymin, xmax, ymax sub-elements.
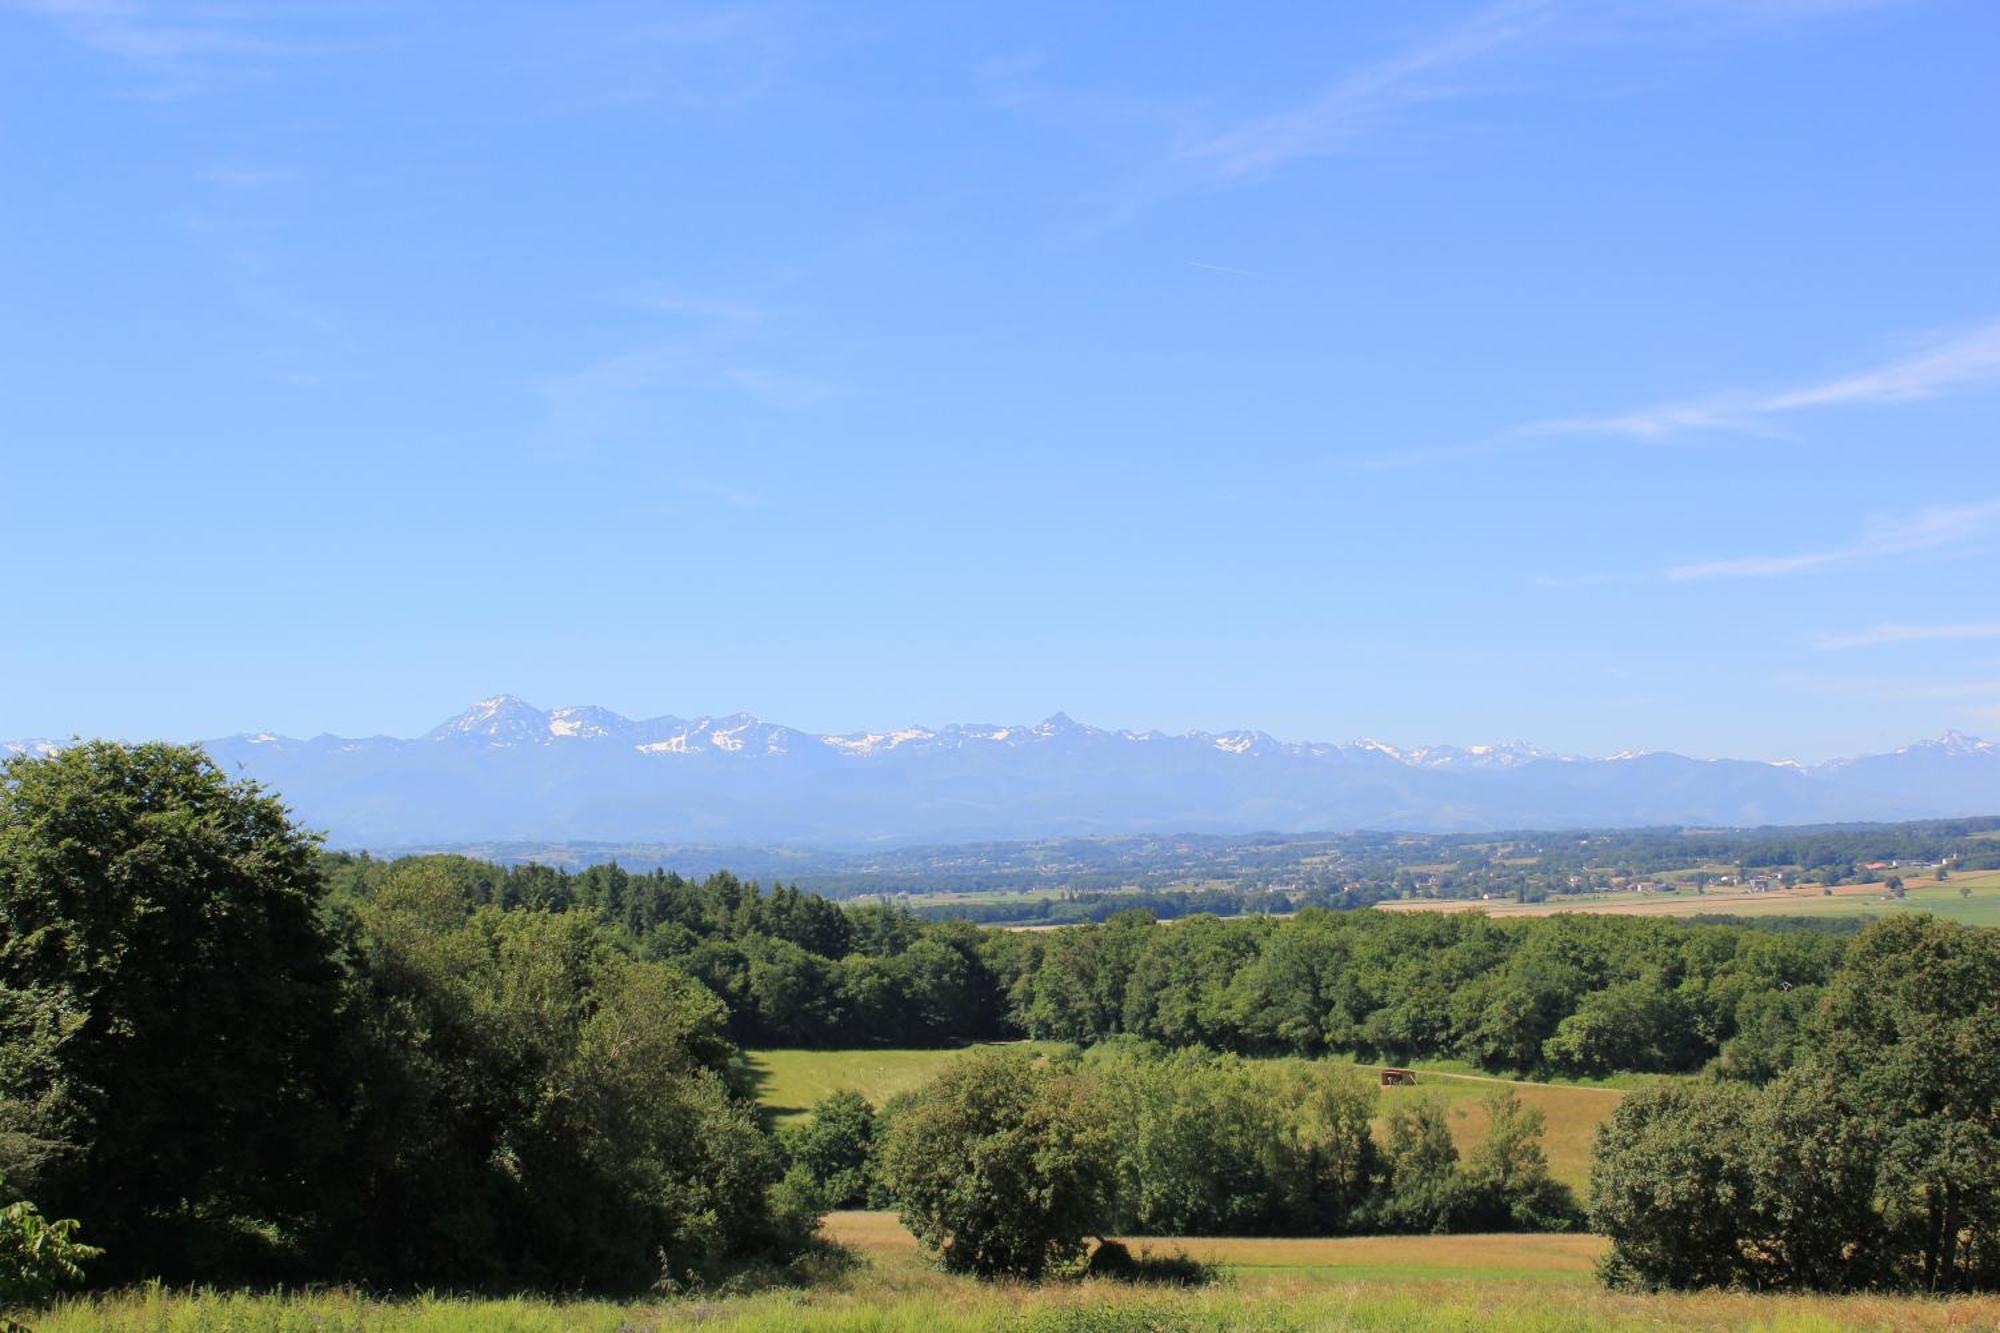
<box><xmin>3</xmin><ymin>0</ymin><xmax>1997</xmax><ymax>762</ymax></box>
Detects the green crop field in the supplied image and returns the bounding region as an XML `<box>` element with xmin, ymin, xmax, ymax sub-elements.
<box><xmin>744</xmin><ymin>1048</ymin><xmax>1631</xmax><ymax>1194</ymax></box>
<box><xmin>1379</xmin><ymin>868</ymin><xmax>2000</xmax><ymax>927</ymax></box>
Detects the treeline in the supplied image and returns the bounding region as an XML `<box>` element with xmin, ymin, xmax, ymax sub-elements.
<box><xmin>1592</xmin><ymin>914</ymin><xmax>2000</xmax><ymax>1293</ymax></box>
<box><xmin>0</xmin><ymin>744</ymin><xmax>817</xmax><ymax>1291</ymax></box>
<box><xmin>779</xmin><ymin>1044</ymin><xmax>1578</xmax><ymax>1279</ymax></box>
<box><xmin>328</xmin><ymin>854</ymin><xmax>1849</xmax><ymax>1081</ymax></box>
<box><xmin>1007</xmin><ymin>909</ymin><xmax>1846</xmax><ymax>1080</ymax></box>
<box><xmin>323</xmin><ymin>852</ymin><xmax>1015</xmax><ymax>1049</ymax></box>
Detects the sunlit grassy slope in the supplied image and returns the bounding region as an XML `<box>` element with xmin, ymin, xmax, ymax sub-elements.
<box><xmin>743</xmin><ymin>1048</ymin><xmax>1629</xmax><ymax>1195</ymax></box>
<box><xmin>29</xmin><ymin>1234</ymin><xmax>2000</xmax><ymax>1331</ymax></box>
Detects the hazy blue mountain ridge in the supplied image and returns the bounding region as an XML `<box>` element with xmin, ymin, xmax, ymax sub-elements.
<box><xmin>11</xmin><ymin>696</ymin><xmax>1997</xmax><ymax>848</ymax></box>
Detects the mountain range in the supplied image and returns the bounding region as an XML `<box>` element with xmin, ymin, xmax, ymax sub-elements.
<box><xmin>8</xmin><ymin>695</ymin><xmax>2000</xmax><ymax>848</ymax></box>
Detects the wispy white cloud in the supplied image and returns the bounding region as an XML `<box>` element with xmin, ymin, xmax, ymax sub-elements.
<box><xmin>8</xmin><ymin>0</ymin><xmax>274</xmax><ymax>62</ymax></box>
<box><xmin>536</xmin><ymin>293</ymin><xmax>831</xmax><ymax>447</ymax></box>
<box><xmin>1178</xmin><ymin>0</ymin><xmax>1557</xmax><ymax>183</ymax></box>
<box><xmin>1538</xmin><ymin>500</ymin><xmax>2000</xmax><ymax>589</ymax></box>
<box><xmin>1667</xmin><ymin>501</ymin><xmax>2000</xmax><ymax>581</ymax></box>
<box><xmin>1817</xmin><ymin>622</ymin><xmax>2000</xmax><ymax>651</ymax></box>
<box><xmin>1529</xmin><ymin>320</ymin><xmax>2000</xmax><ymax>441</ymax></box>
<box><xmin>1779</xmin><ymin>672</ymin><xmax>2000</xmax><ymax>703</ymax></box>
<box><xmin>1158</xmin><ymin>0</ymin><xmax>1890</xmax><ymax>199</ymax></box>
<box><xmin>1187</xmin><ymin>261</ymin><xmax>1261</xmax><ymax>278</ymax></box>
<box><xmin>7</xmin><ymin>0</ymin><xmax>364</xmax><ymax>67</ymax></box>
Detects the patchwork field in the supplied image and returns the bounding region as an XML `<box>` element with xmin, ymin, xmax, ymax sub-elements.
<box><xmin>1376</xmin><ymin>868</ymin><xmax>2000</xmax><ymax>927</ymax></box>
<box><xmin>743</xmin><ymin>1048</ymin><xmax>1628</xmax><ymax>1194</ymax></box>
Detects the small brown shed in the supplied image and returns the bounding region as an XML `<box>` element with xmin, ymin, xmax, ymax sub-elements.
<box><xmin>1379</xmin><ymin>1068</ymin><xmax>1419</xmax><ymax>1087</ymax></box>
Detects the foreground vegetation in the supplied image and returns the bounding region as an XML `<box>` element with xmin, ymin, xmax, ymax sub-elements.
<box><xmin>0</xmin><ymin>743</ymin><xmax>814</xmax><ymax>1291</ymax></box>
<box><xmin>24</xmin><ymin>1245</ymin><xmax>2000</xmax><ymax>1331</ymax></box>
<box><xmin>1</xmin><ymin>741</ymin><xmax>1996</xmax><ymax>1314</ymax></box>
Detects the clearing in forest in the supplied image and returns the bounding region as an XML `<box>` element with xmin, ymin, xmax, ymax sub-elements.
<box><xmin>743</xmin><ymin>1048</ymin><xmax>1629</xmax><ymax>1195</ymax></box>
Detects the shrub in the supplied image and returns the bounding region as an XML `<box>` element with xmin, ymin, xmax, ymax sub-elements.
<box><xmin>1374</xmin><ymin>1095</ymin><xmax>1469</xmax><ymax>1234</ymax></box>
<box><xmin>1083</xmin><ymin>1238</ymin><xmax>1218</xmax><ymax>1287</ymax></box>
<box><xmin>777</xmin><ymin>1091</ymin><xmax>878</xmax><ymax>1209</ymax></box>
<box><xmin>0</xmin><ymin>1182</ymin><xmax>99</xmax><ymax>1306</ymax></box>
<box><xmin>1591</xmin><ymin>1082</ymin><xmax>1758</xmax><ymax>1290</ymax></box>
<box><xmin>878</xmin><ymin>1048</ymin><xmax>1112</xmax><ymax>1279</ymax></box>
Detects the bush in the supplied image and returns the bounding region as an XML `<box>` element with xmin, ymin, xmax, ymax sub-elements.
<box><xmin>1086</xmin><ymin>1043</ymin><xmax>1383</xmax><ymax>1237</ymax></box>
<box><xmin>1460</xmin><ymin>1089</ymin><xmax>1583</xmax><ymax>1232</ymax></box>
<box><xmin>878</xmin><ymin>1048</ymin><xmax>1112</xmax><ymax>1279</ymax></box>
<box><xmin>1591</xmin><ymin>1082</ymin><xmax>1758</xmax><ymax>1290</ymax></box>
<box><xmin>1374</xmin><ymin>1095</ymin><xmax>1469</xmax><ymax>1234</ymax></box>
<box><xmin>777</xmin><ymin>1091</ymin><xmax>878</xmax><ymax>1210</ymax></box>
<box><xmin>0</xmin><ymin>1182</ymin><xmax>99</xmax><ymax>1306</ymax></box>
<box><xmin>1083</xmin><ymin>1238</ymin><xmax>1218</xmax><ymax>1286</ymax></box>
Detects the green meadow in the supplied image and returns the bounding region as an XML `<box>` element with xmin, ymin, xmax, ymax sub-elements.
<box><xmin>743</xmin><ymin>1047</ymin><xmax>1634</xmax><ymax>1195</ymax></box>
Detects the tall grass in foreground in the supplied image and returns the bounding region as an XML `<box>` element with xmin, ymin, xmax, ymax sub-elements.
<box><xmin>19</xmin><ymin>1280</ymin><xmax>2000</xmax><ymax>1332</ymax></box>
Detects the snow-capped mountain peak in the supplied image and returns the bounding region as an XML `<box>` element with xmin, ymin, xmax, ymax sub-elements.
<box><xmin>1916</xmin><ymin>730</ymin><xmax>1996</xmax><ymax>755</ymax></box>
<box><xmin>426</xmin><ymin>694</ymin><xmax>551</xmax><ymax>745</ymax></box>
<box><xmin>10</xmin><ymin>702</ymin><xmax>2000</xmax><ymax>847</ymax></box>
<box><xmin>1400</xmin><ymin>741</ymin><xmax>1561</xmax><ymax>769</ymax></box>
<box><xmin>546</xmin><ymin>705</ymin><xmax>630</xmax><ymax>740</ymax></box>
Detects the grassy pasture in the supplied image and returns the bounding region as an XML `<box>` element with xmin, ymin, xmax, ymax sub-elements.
<box><xmin>744</xmin><ymin>1048</ymin><xmax>1626</xmax><ymax>1194</ymax></box>
<box><xmin>741</xmin><ymin>1045</ymin><xmax>1060</xmax><ymax>1124</ymax></box>
<box><xmin>1376</xmin><ymin>868</ymin><xmax>2000</xmax><ymax>927</ymax></box>
<box><xmin>26</xmin><ymin>1229</ymin><xmax>2000</xmax><ymax>1331</ymax></box>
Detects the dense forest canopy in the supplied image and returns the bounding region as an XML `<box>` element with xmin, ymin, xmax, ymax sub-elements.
<box><xmin>320</xmin><ymin>847</ymin><xmax>1848</xmax><ymax>1081</ymax></box>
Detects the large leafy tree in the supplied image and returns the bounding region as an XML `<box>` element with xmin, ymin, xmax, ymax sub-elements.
<box><xmin>0</xmin><ymin>742</ymin><xmax>346</xmax><ymax>1277</ymax></box>
<box><xmin>1592</xmin><ymin>915</ymin><xmax>2000</xmax><ymax>1293</ymax></box>
<box><xmin>343</xmin><ymin>861</ymin><xmax>793</xmax><ymax>1289</ymax></box>
<box><xmin>878</xmin><ymin>1048</ymin><xmax>1112</xmax><ymax>1279</ymax></box>
<box><xmin>1590</xmin><ymin>1081</ymin><xmax>1758</xmax><ymax>1291</ymax></box>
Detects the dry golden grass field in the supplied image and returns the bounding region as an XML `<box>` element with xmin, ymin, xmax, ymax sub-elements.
<box><xmin>823</xmin><ymin>1208</ymin><xmax>1606</xmax><ymax>1282</ymax></box>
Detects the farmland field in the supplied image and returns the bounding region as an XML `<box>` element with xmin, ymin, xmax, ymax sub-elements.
<box><xmin>26</xmin><ymin>1222</ymin><xmax>2000</xmax><ymax>1331</ymax></box>
<box><xmin>744</xmin><ymin>1048</ymin><xmax>1630</xmax><ymax>1194</ymax></box>
<box><xmin>1376</xmin><ymin>868</ymin><xmax>2000</xmax><ymax>927</ymax></box>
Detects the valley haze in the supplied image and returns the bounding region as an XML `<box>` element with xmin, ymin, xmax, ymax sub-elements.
<box><xmin>9</xmin><ymin>695</ymin><xmax>1999</xmax><ymax>850</ymax></box>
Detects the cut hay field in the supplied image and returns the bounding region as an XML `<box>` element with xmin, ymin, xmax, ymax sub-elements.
<box><xmin>1376</xmin><ymin>868</ymin><xmax>2000</xmax><ymax>926</ymax></box>
<box><xmin>826</xmin><ymin>1208</ymin><xmax>1605</xmax><ymax>1282</ymax></box>
<box><xmin>744</xmin><ymin>1048</ymin><xmax>1629</xmax><ymax>1194</ymax></box>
